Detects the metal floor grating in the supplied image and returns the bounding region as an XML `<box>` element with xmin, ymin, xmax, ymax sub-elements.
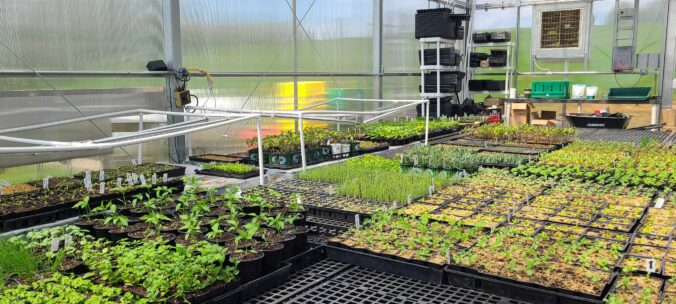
<box><xmin>247</xmin><ymin>258</ymin><xmax>524</xmax><ymax>304</ymax></box>
<box><xmin>575</xmin><ymin>128</ymin><xmax>674</xmax><ymax>145</ymax></box>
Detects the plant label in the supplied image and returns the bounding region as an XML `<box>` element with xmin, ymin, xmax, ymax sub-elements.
<box><xmin>99</xmin><ymin>170</ymin><xmax>105</xmax><ymax>181</ymax></box>
<box><xmin>162</xmin><ymin>173</ymin><xmax>168</xmax><ymax>183</ymax></box>
<box><xmin>132</xmin><ymin>158</ymin><xmax>138</xmax><ymax>165</ymax></box>
<box><xmin>99</xmin><ymin>182</ymin><xmax>105</xmax><ymax>194</ymax></box>
<box><xmin>152</xmin><ymin>173</ymin><xmax>157</xmax><ymax>185</ymax></box>
<box><xmin>140</xmin><ymin>175</ymin><xmax>147</xmax><ymax>186</ymax></box>
<box><xmin>132</xmin><ymin>173</ymin><xmax>138</xmax><ymax>184</ymax></box>
<box><xmin>400</xmin><ymin>154</ymin><xmax>403</xmax><ymax>164</ymax></box>
<box><xmin>43</xmin><ymin>178</ymin><xmax>49</xmax><ymax>189</ymax></box>
<box><xmin>413</xmin><ymin>156</ymin><xmax>418</xmax><ymax>166</ymax></box>
<box><xmin>50</xmin><ymin>238</ymin><xmax>61</xmax><ymax>252</ymax></box>
<box><xmin>392</xmin><ymin>201</ymin><xmax>398</xmax><ymax>209</ymax></box>
<box><xmin>646</xmin><ymin>259</ymin><xmax>657</xmax><ymax>273</ymax></box>
<box><xmin>446</xmin><ymin>248</ymin><xmax>451</xmax><ymax>264</ymax></box>
<box><xmin>64</xmin><ymin>235</ymin><xmax>73</xmax><ymax>247</ymax></box>
<box><xmin>355</xmin><ymin>214</ymin><xmax>361</xmax><ymax>230</ymax></box>
<box><xmin>428</xmin><ymin>185</ymin><xmax>434</xmax><ymax>195</ymax></box>
<box><xmin>116</xmin><ymin>178</ymin><xmax>122</xmax><ymax>188</ymax></box>
<box><xmin>296</xmin><ymin>195</ymin><xmax>302</xmax><ymax>205</ymax></box>
<box><xmin>407</xmin><ymin>194</ymin><xmax>412</xmax><ymax>205</ymax></box>
<box><xmin>655</xmin><ymin>198</ymin><xmax>666</xmax><ymax>209</ymax></box>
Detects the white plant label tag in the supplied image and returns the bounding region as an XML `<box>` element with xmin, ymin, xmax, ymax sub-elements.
<box><xmin>162</xmin><ymin>173</ymin><xmax>168</xmax><ymax>183</ymax></box>
<box><xmin>50</xmin><ymin>238</ymin><xmax>61</xmax><ymax>252</ymax></box>
<box><xmin>407</xmin><ymin>194</ymin><xmax>412</xmax><ymax>205</ymax></box>
<box><xmin>355</xmin><ymin>214</ymin><xmax>361</xmax><ymax>230</ymax></box>
<box><xmin>99</xmin><ymin>170</ymin><xmax>105</xmax><ymax>181</ymax></box>
<box><xmin>131</xmin><ymin>173</ymin><xmax>138</xmax><ymax>184</ymax></box>
<box><xmin>646</xmin><ymin>259</ymin><xmax>657</xmax><ymax>273</ymax></box>
<box><xmin>446</xmin><ymin>248</ymin><xmax>451</xmax><ymax>264</ymax></box>
<box><xmin>296</xmin><ymin>195</ymin><xmax>302</xmax><ymax>205</ymax></box>
<box><xmin>506</xmin><ymin>209</ymin><xmax>512</xmax><ymax>222</ymax></box>
<box><xmin>400</xmin><ymin>154</ymin><xmax>403</xmax><ymax>164</ymax></box>
<box><xmin>98</xmin><ymin>182</ymin><xmax>105</xmax><ymax>194</ymax></box>
<box><xmin>392</xmin><ymin>201</ymin><xmax>398</xmax><ymax>209</ymax></box>
<box><xmin>43</xmin><ymin>178</ymin><xmax>49</xmax><ymax>189</ymax></box>
<box><xmin>152</xmin><ymin>173</ymin><xmax>157</xmax><ymax>185</ymax></box>
<box><xmin>64</xmin><ymin>235</ymin><xmax>73</xmax><ymax>247</ymax></box>
<box><xmin>428</xmin><ymin>185</ymin><xmax>434</xmax><ymax>195</ymax></box>
<box><xmin>140</xmin><ymin>175</ymin><xmax>147</xmax><ymax>186</ymax></box>
<box><xmin>655</xmin><ymin>198</ymin><xmax>666</xmax><ymax>209</ymax></box>
<box><xmin>413</xmin><ymin>156</ymin><xmax>419</xmax><ymax>166</ymax></box>
<box><xmin>116</xmin><ymin>178</ymin><xmax>123</xmax><ymax>188</ymax></box>
<box><xmin>132</xmin><ymin>159</ymin><xmax>138</xmax><ymax>165</ymax></box>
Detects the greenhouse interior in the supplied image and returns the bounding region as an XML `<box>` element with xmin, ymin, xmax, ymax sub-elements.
<box><xmin>2</xmin><ymin>0</ymin><xmax>676</xmax><ymax>303</ymax></box>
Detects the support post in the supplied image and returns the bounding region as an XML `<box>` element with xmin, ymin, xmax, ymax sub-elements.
<box><xmin>256</xmin><ymin>116</ymin><xmax>265</xmax><ymax>185</ymax></box>
<box><xmin>373</xmin><ymin>0</ymin><xmax>383</xmax><ymax>100</ymax></box>
<box><xmin>163</xmin><ymin>0</ymin><xmax>186</xmax><ymax>163</ymax></box>
<box><xmin>298</xmin><ymin>113</ymin><xmax>307</xmax><ymax>171</ymax></box>
<box><xmin>661</xmin><ymin>0</ymin><xmax>675</xmax><ymax>109</ymax></box>
<box><xmin>293</xmin><ymin>0</ymin><xmax>299</xmax><ymax>132</ymax></box>
<box><xmin>137</xmin><ymin>113</ymin><xmax>143</xmax><ymax>164</ymax></box>
<box><xmin>424</xmin><ymin>100</ymin><xmax>430</xmax><ymax>145</ymax></box>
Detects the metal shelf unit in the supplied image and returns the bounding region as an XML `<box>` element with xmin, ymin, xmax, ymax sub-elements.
<box><xmin>466</xmin><ymin>42</ymin><xmax>514</xmax><ymax>99</ymax></box>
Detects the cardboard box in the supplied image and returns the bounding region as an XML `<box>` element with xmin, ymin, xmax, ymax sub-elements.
<box><xmin>510</xmin><ymin>103</ymin><xmax>531</xmax><ymax>125</ymax></box>
<box><xmin>531</xmin><ymin>110</ymin><xmax>559</xmax><ymax>126</ymax></box>
<box><xmin>662</xmin><ymin>108</ymin><xmax>676</xmax><ymax>126</ymax></box>
<box><xmin>531</xmin><ymin>119</ymin><xmax>557</xmax><ymax>126</ymax></box>
<box><xmin>483</xmin><ymin>96</ymin><xmax>503</xmax><ymax>108</ymax></box>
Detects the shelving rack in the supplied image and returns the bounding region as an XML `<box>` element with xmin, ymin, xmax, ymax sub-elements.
<box><xmin>418</xmin><ymin>0</ymin><xmax>471</xmax><ymax>118</ymax></box>
<box><xmin>466</xmin><ymin>41</ymin><xmax>515</xmax><ymax>97</ymax></box>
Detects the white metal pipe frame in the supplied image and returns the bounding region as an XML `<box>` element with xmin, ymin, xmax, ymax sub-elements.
<box><xmin>0</xmin><ymin>97</ymin><xmax>430</xmax><ymax>179</ymax></box>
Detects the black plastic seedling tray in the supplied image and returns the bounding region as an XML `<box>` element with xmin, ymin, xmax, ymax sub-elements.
<box><xmin>445</xmin><ymin>267</ymin><xmax>614</xmax><ymax>304</ymax></box>
<box><xmin>306</xmin><ymin>215</ymin><xmax>353</xmax><ymax>236</ymax></box>
<box><xmin>305</xmin><ymin>205</ymin><xmax>372</xmax><ymax>224</ymax></box>
<box><xmin>194</xmin><ymin>169</ymin><xmax>264</xmax><ymax>180</ymax></box>
<box><xmin>325</xmin><ymin>245</ymin><xmax>445</xmax><ymax>284</ymax></box>
<box><xmin>188</xmin><ymin>154</ymin><xmax>246</xmax><ymax>163</ymax></box>
<box><xmin>0</xmin><ymin>179</ymin><xmax>185</xmax><ymax>233</ymax></box>
<box><xmin>240</xmin><ymin>262</ymin><xmax>292</xmax><ymax>301</ymax></box>
<box><xmin>245</xmin><ymin>259</ymin><xmax>353</xmax><ymax>304</ymax></box>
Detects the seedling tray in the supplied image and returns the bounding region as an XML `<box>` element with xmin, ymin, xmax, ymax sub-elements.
<box><xmin>240</xmin><ymin>262</ymin><xmax>292</xmax><ymax>301</ymax></box>
<box><xmin>195</xmin><ymin>169</ymin><xmax>264</xmax><ymax>180</ymax></box>
<box><xmin>189</xmin><ymin>154</ymin><xmax>246</xmax><ymax>163</ymax></box>
<box><xmin>201</xmin><ymin>286</ymin><xmax>242</xmax><ymax>304</ymax></box>
<box><xmin>357</xmin><ymin>143</ymin><xmax>390</xmax><ymax>155</ymax></box>
<box><xmin>73</xmin><ymin>164</ymin><xmax>186</xmax><ymax>181</ymax></box>
<box><xmin>0</xmin><ymin>179</ymin><xmax>184</xmax><ymax>232</ymax></box>
<box><xmin>245</xmin><ymin>259</ymin><xmax>353</xmax><ymax>304</ymax></box>
<box><xmin>306</xmin><ymin>215</ymin><xmax>353</xmax><ymax>236</ymax></box>
<box><xmin>445</xmin><ymin>267</ymin><xmax>614</xmax><ymax>304</ymax></box>
<box><xmin>305</xmin><ymin>205</ymin><xmax>372</xmax><ymax>224</ymax></box>
<box><xmin>325</xmin><ymin>245</ymin><xmax>445</xmax><ymax>284</ymax></box>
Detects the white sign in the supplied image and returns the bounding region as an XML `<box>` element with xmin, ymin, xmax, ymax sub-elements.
<box><xmin>99</xmin><ymin>182</ymin><xmax>105</xmax><ymax>194</ymax></box>
<box><xmin>64</xmin><ymin>235</ymin><xmax>73</xmax><ymax>247</ymax></box>
<box><xmin>162</xmin><ymin>173</ymin><xmax>168</xmax><ymax>183</ymax></box>
<box><xmin>140</xmin><ymin>175</ymin><xmax>147</xmax><ymax>186</ymax></box>
<box><xmin>655</xmin><ymin>198</ymin><xmax>666</xmax><ymax>209</ymax></box>
<box><xmin>99</xmin><ymin>170</ymin><xmax>105</xmax><ymax>181</ymax></box>
<box><xmin>116</xmin><ymin>178</ymin><xmax>123</xmax><ymax>188</ymax></box>
<box><xmin>43</xmin><ymin>178</ymin><xmax>49</xmax><ymax>190</ymax></box>
<box><xmin>646</xmin><ymin>259</ymin><xmax>657</xmax><ymax>273</ymax></box>
<box><xmin>355</xmin><ymin>214</ymin><xmax>361</xmax><ymax>229</ymax></box>
<box><xmin>152</xmin><ymin>173</ymin><xmax>158</xmax><ymax>185</ymax></box>
<box><xmin>132</xmin><ymin>159</ymin><xmax>138</xmax><ymax>165</ymax></box>
<box><xmin>50</xmin><ymin>238</ymin><xmax>61</xmax><ymax>252</ymax></box>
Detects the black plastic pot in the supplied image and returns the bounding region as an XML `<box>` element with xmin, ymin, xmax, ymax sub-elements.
<box><xmin>232</xmin><ymin>251</ymin><xmax>265</xmax><ymax>283</ymax></box>
<box><xmin>267</xmin><ymin>233</ymin><xmax>296</xmax><ymax>260</ymax></box>
<box><xmin>283</xmin><ymin>226</ymin><xmax>309</xmax><ymax>255</ymax></box>
<box><xmin>253</xmin><ymin>242</ymin><xmax>284</xmax><ymax>274</ymax></box>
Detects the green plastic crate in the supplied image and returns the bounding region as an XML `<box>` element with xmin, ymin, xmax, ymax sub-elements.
<box><xmin>531</xmin><ymin>81</ymin><xmax>570</xmax><ymax>99</ymax></box>
<box><xmin>607</xmin><ymin>87</ymin><xmax>651</xmax><ymax>101</ymax></box>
